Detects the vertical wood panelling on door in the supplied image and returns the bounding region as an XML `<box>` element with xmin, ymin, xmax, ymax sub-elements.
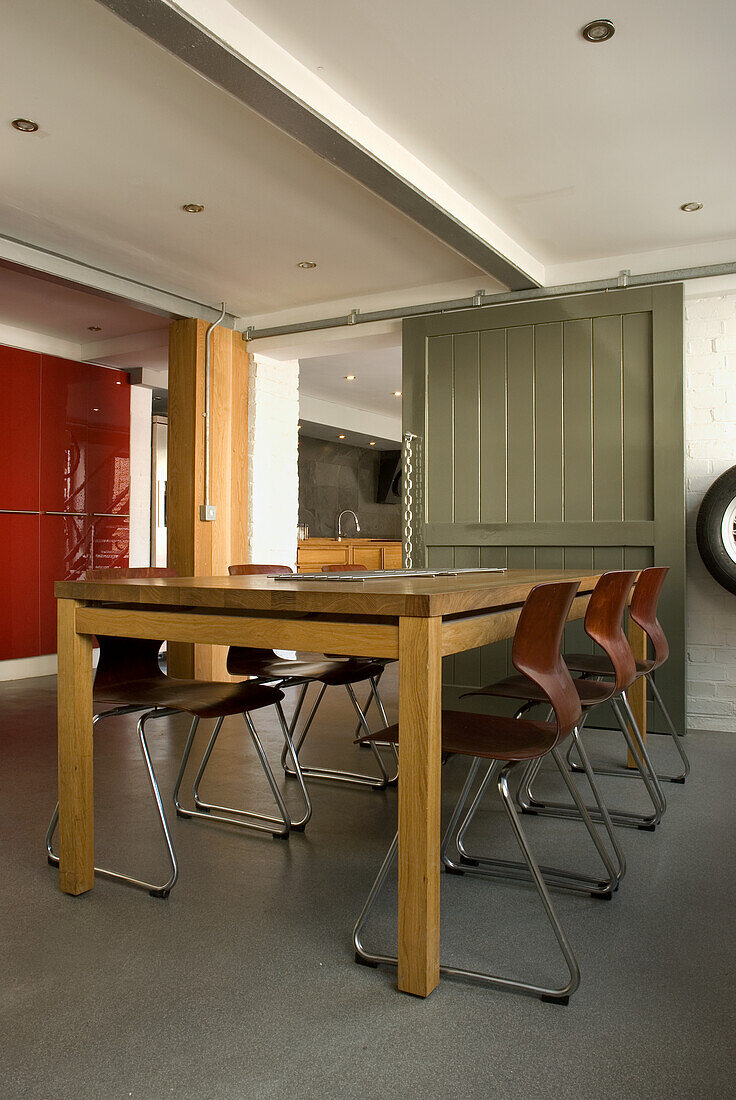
<box><xmin>593</xmin><ymin>315</ymin><xmax>624</xmax><ymax>521</ymax></box>
<box><xmin>479</xmin><ymin>329</ymin><xmax>507</xmax><ymax>522</ymax></box>
<box><xmin>425</xmin><ymin>336</ymin><xmax>454</xmax><ymax>524</ymax></box>
<box><xmin>623</xmin><ymin>313</ymin><xmax>654</xmax><ymax>521</ymax></box>
<box><xmin>562</xmin><ymin>319</ymin><xmax>594</xmax><ymax>522</ymax></box>
<box><xmin>506</xmin><ymin>326</ymin><xmax>535</xmax><ymax>522</ymax></box>
<box><xmin>452</xmin><ymin>333</ymin><xmax>480</xmax><ymax>523</ymax></box>
<box><xmin>534</xmin><ymin>324</ymin><xmax>564</xmax><ymax>522</ymax></box>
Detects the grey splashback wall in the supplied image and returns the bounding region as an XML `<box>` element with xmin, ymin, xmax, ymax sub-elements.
<box><xmin>298</xmin><ymin>435</ymin><xmax>401</xmax><ymax>539</ymax></box>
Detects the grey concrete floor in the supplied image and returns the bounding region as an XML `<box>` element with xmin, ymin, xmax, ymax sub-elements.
<box><xmin>1</xmin><ymin>668</ymin><xmax>735</xmax><ymax>1100</ymax></box>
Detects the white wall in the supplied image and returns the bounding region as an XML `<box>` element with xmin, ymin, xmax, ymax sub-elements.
<box><xmin>128</xmin><ymin>384</ymin><xmax>152</xmax><ymax>566</ymax></box>
<box><xmin>247</xmin><ymin>355</ymin><xmax>299</xmax><ymax>568</ymax></box>
<box><xmin>685</xmin><ymin>290</ymin><xmax>736</xmax><ymax>731</ymax></box>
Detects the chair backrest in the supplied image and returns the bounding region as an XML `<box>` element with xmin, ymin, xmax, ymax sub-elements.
<box><xmin>583</xmin><ymin>570</ymin><xmax>638</xmax><ymax>692</ymax></box>
<box><xmin>229</xmin><ymin>564</ymin><xmax>293</xmax><ymax>576</ymax></box>
<box><xmin>512</xmin><ymin>581</ymin><xmax>582</xmax><ymax>741</ymax></box>
<box><xmin>630</xmin><ymin>566</ymin><xmax>670</xmax><ymax>669</ymax></box>
<box><xmin>94</xmin><ymin>635</ymin><xmax>166</xmax><ymax>691</ymax></box>
<box><xmin>86</xmin><ymin>567</ymin><xmax>178</xmax><ymax>580</ymax></box>
<box><xmin>321</xmin><ymin>563</ymin><xmax>368</xmax><ymax>572</ymax></box>
<box><xmin>84</xmin><ymin>569</ymin><xmax>176</xmax><ymax>688</ymax></box>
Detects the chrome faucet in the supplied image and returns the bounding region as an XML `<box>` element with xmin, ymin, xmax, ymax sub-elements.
<box><xmin>336</xmin><ymin>509</ymin><xmax>360</xmax><ymax>540</ymax></box>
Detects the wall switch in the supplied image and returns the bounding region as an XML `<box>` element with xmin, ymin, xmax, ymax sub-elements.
<box><xmin>200</xmin><ymin>504</ymin><xmax>217</xmax><ymax>522</ymax></box>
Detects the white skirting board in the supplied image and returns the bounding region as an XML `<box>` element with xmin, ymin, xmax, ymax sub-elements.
<box><xmin>0</xmin><ymin>649</ymin><xmax>100</xmax><ymax>682</ymax></box>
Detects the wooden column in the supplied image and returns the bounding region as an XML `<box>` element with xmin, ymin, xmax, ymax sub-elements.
<box><xmin>167</xmin><ymin>318</ymin><xmax>249</xmax><ymax>678</ymax></box>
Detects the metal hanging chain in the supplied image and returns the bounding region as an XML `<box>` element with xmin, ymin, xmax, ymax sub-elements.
<box><xmin>403</xmin><ymin>432</ymin><xmax>418</xmax><ymax>569</ymax></box>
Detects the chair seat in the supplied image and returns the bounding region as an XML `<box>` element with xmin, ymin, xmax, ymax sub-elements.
<box><xmin>317</xmin><ymin>659</ymin><xmax>387</xmax><ymax>687</ymax></box>
<box><xmin>95</xmin><ymin>678</ymin><xmax>283</xmax><ymax>719</ymax></box>
<box><xmin>463</xmin><ymin>673</ymin><xmax>616</xmax><ymax>707</ymax></box>
<box><xmin>226</xmin><ymin>651</ymin><xmax>342</xmax><ymax>681</ymax></box>
<box><xmin>563</xmin><ymin>652</ymin><xmax>655</xmax><ymax>676</ymax></box>
<box><xmin>359</xmin><ymin>709</ymin><xmax>558</xmax><ymax>762</ymax></box>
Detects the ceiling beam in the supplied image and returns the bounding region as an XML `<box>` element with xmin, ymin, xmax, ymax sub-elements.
<box><xmin>95</xmin><ymin>0</ymin><xmax>541</xmax><ymax>291</ymax></box>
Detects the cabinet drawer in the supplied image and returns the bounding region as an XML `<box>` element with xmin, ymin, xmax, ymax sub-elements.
<box><xmin>298</xmin><ymin>547</ymin><xmax>349</xmax><ymax>567</ymax></box>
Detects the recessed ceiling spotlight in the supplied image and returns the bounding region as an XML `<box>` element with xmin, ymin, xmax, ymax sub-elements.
<box><xmin>11</xmin><ymin>118</ymin><xmax>39</xmax><ymax>132</ymax></box>
<box><xmin>182</xmin><ymin>203</ymin><xmax>204</xmax><ymax>213</ymax></box>
<box><xmin>581</xmin><ymin>19</ymin><xmax>615</xmax><ymax>42</ymax></box>
<box><xmin>338</xmin><ymin>434</ymin><xmax>345</xmax><ymax>439</ymax></box>
<box><xmin>393</xmin><ymin>390</ymin><xmax>402</xmax><ymax>397</ymax></box>
<box><xmin>297</xmin><ymin>260</ymin><xmax>317</xmax><ymax>269</ymax></box>
<box><xmin>680</xmin><ymin>201</ymin><xmax>703</xmax><ymax>212</ymax></box>
<box><xmin>369</xmin><ymin>441</ymin><xmax>376</xmax><ymax>446</ymax></box>
<box><xmin>345</xmin><ymin>375</ymin><xmax>356</xmax><ymax>381</ymax></box>
<box><xmin>87</xmin><ymin>324</ymin><xmax>102</xmax><ymax>332</ymax></box>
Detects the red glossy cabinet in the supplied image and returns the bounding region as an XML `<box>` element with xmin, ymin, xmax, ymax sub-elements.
<box><xmin>0</xmin><ymin>345</ymin><xmax>131</xmax><ymax>661</ymax></box>
<box><xmin>38</xmin><ymin>514</ymin><xmax>90</xmax><ymax>656</ymax></box>
<box><xmin>0</xmin><ymin>346</ymin><xmax>41</xmax><ymax>512</ymax></box>
<box><xmin>40</xmin><ymin>355</ymin><xmax>90</xmax><ymax>515</ymax></box>
<box><xmin>88</xmin><ymin>368</ymin><xmax>130</xmax><ymax>516</ymax></box>
<box><xmin>0</xmin><ymin>514</ymin><xmax>40</xmax><ymax>660</ymax></box>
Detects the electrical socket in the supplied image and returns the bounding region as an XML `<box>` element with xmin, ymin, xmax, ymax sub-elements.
<box><xmin>200</xmin><ymin>504</ymin><xmax>217</xmax><ymax>522</ymax></box>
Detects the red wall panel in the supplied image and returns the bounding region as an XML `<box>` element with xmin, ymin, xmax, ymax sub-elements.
<box><xmin>0</xmin><ymin>514</ymin><xmax>40</xmax><ymax>660</ymax></box>
<box><xmin>0</xmin><ymin>346</ymin><xmax>41</xmax><ymax>511</ymax></box>
<box><xmin>40</xmin><ymin>355</ymin><xmax>90</xmax><ymax>514</ymax></box>
<box><xmin>88</xmin><ymin>368</ymin><xmax>131</xmax><ymax>516</ymax></box>
<box><xmin>39</xmin><ymin>514</ymin><xmax>90</xmax><ymax>656</ymax></box>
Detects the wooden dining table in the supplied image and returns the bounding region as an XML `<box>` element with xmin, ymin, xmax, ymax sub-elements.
<box><xmin>54</xmin><ymin>567</ymin><xmax>645</xmax><ymax>998</ymax></box>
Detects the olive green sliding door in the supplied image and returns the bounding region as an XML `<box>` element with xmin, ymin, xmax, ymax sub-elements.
<box><xmin>402</xmin><ymin>284</ymin><xmax>685</xmax><ymax>733</ymax></box>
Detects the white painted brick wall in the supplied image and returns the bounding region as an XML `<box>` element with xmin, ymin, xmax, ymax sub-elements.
<box><xmin>685</xmin><ymin>292</ymin><xmax>736</xmax><ymax>731</ymax></box>
<box><xmin>247</xmin><ymin>355</ymin><xmax>299</xmax><ymax>568</ymax></box>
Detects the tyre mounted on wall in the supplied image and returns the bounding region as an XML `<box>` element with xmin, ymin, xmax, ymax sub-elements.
<box><xmin>696</xmin><ymin>465</ymin><xmax>736</xmax><ymax>595</ymax></box>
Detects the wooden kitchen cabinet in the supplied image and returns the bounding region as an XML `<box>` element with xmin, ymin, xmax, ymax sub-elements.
<box><xmin>296</xmin><ymin>538</ymin><xmax>402</xmax><ymax>572</ymax></box>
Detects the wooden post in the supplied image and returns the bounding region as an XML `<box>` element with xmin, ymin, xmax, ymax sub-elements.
<box><xmin>397</xmin><ymin>615</ymin><xmax>442</xmax><ymax>996</ymax></box>
<box><xmin>57</xmin><ymin>598</ymin><xmax>95</xmax><ymax>894</ymax></box>
<box><xmin>167</xmin><ymin>319</ymin><xmax>249</xmax><ymax>679</ymax></box>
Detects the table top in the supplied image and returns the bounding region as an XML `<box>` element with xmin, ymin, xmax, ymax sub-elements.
<box><xmin>56</xmin><ymin>568</ymin><xmax>603</xmax><ymax>618</ymax></box>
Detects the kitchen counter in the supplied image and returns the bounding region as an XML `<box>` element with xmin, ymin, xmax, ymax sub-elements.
<box><xmin>297</xmin><ymin>538</ymin><xmax>402</xmax><ymax>572</ymax></box>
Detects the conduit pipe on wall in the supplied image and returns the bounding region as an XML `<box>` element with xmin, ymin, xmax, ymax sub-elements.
<box><xmin>201</xmin><ymin>301</ymin><xmax>227</xmax><ymax>522</ymax></box>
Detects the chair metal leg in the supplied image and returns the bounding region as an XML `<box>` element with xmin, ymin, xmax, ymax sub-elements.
<box><xmin>354</xmin><ymin>761</ymin><xmax>580</xmax><ymax>1002</ymax></box>
<box><xmin>521</xmin><ymin>694</ymin><xmax>665</xmax><ymax>829</ymax></box>
<box><xmin>567</xmin><ymin>674</ymin><xmax>690</xmax><ymax>784</ymax></box>
<box><xmin>443</xmin><ymin>736</ymin><xmax>623</xmax><ymax>896</ymax></box>
<box><xmin>175</xmin><ymin>703</ymin><xmax>308</xmax><ymax>836</ymax></box>
<box><xmin>283</xmin><ymin>675</ymin><xmax>395</xmax><ymax>789</ymax></box>
<box><xmin>47</xmin><ymin>707</ymin><xmax>179</xmax><ymax>897</ymax></box>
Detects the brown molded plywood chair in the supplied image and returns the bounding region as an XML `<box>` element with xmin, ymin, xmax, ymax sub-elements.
<box><xmin>353</xmin><ymin>581</ymin><xmax>585</xmax><ymax>1003</ymax></box>
<box><xmin>225</xmin><ymin>564</ymin><xmax>395</xmax><ymax>790</ymax></box>
<box><xmin>47</xmin><ymin>568</ymin><xmax>307</xmax><ymax>898</ymax></box>
<box><xmin>463</xmin><ymin>571</ymin><xmax>665</xmax><ymax>838</ymax></box>
<box><xmin>564</xmin><ymin>566</ymin><xmax>689</xmax><ymax>783</ymax></box>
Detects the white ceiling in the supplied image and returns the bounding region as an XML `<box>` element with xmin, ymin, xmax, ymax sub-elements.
<box><xmin>0</xmin><ymin>265</ymin><xmax>166</xmax><ymax>343</ymax></box>
<box><xmin>299</xmin><ymin>347</ymin><xmax>402</xmax><ymax>419</ymax></box>
<box><xmin>1</xmin><ymin>0</ymin><xmax>482</xmax><ymax>323</ymax></box>
<box><xmin>239</xmin><ymin>0</ymin><xmax>736</xmax><ymax>270</ymax></box>
<box><xmin>1</xmin><ymin>0</ymin><xmax>735</xmax><ymax>420</ymax></box>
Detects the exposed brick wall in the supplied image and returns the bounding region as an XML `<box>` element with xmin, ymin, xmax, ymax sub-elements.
<box><xmin>247</xmin><ymin>355</ymin><xmax>299</xmax><ymax>569</ymax></box>
<box><xmin>685</xmin><ymin>292</ymin><xmax>736</xmax><ymax>731</ymax></box>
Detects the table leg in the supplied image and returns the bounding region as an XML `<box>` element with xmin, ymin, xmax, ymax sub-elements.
<box><xmin>627</xmin><ymin>617</ymin><xmax>648</xmax><ymax>768</ymax></box>
<box><xmin>57</xmin><ymin>598</ymin><xmax>94</xmax><ymax>895</ymax></box>
<box><xmin>397</xmin><ymin>615</ymin><xmax>442</xmax><ymax>997</ymax></box>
